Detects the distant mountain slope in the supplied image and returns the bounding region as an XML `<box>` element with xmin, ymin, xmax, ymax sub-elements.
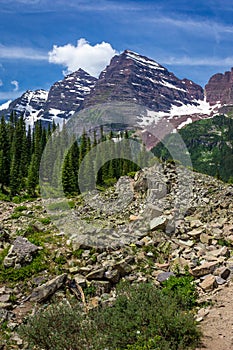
<box><xmin>41</xmin><ymin>69</ymin><xmax>97</xmax><ymax>123</ymax></box>
<box><xmin>1</xmin><ymin>89</ymin><xmax>48</xmax><ymax>125</ymax></box>
<box><xmin>0</xmin><ymin>69</ymin><xmax>97</xmax><ymax>126</ymax></box>
<box><xmin>153</xmin><ymin>114</ymin><xmax>233</xmax><ymax>182</ymax></box>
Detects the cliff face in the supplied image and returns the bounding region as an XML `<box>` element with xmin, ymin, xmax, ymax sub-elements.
<box><xmin>81</xmin><ymin>50</ymin><xmax>204</xmax><ymax>112</ymax></box>
<box><xmin>205</xmin><ymin>68</ymin><xmax>233</xmax><ymax>106</ymax></box>
<box><xmin>42</xmin><ymin>69</ymin><xmax>97</xmax><ymax>121</ymax></box>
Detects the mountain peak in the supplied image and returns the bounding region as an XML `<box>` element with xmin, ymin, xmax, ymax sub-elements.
<box><xmin>82</xmin><ymin>48</ymin><xmax>203</xmax><ymax>112</ymax></box>
<box><xmin>205</xmin><ymin>67</ymin><xmax>233</xmax><ymax>106</ymax></box>
<box><xmin>122</xmin><ymin>49</ymin><xmax>163</xmax><ymax>70</ymax></box>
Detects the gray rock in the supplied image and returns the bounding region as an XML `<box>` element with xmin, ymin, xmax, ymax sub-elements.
<box><xmin>214</xmin><ymin>267</ymin><xmax>231</xmax><ymax>280</ymax></box>
<box><xmin>86</xmin><ymin>268</ymin><xmax>105</xmax><ymax>280</ymax></box>
<box><xmin>73</xmin><ymin>274</ymin><xmax>87</xmax><ymax>288</ymax></box>
<box><xmin>3</xmin><ymin>236</ymin><xmax>40</xmax><ymax>268</ymax></box>
<box><xmin>113</xmin><ymin>260</ymin><xmax>132</xmax><ymax>277</ymax></box>
<box><xmin>157</xmin><ymin>271</ymin><xmax>175</xmax><ymax>283</ymax></box>
<box><xmin>150</xmin><ymin>216</ymin><xmax>168</xmax><ymax>231</ymax></box>
<box><xmin>30</xmin><ymin>274</ymin><xmax>67</xmax><ymax>302</ymax></box>
<box><xmin>0</xmin><ymin>308</ymin><xmax>8</xmax><ymax>323</ymax></box>
<box><xmin>146</xmin><ymin>203</ymin><xmax>163</xmax><ymax>218</ymax></box>
<box><xmin>215</xmin><ymin>276</ymin><xmax>226</xmax><ymax>285</ymax></box>
<box><xmin>105</xmin><ymin>269</ymin><xmax>120</xmax><ymax>284</ymax></box>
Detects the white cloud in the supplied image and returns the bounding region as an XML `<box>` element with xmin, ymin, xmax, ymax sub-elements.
<box><xmin>144</xmin><ymin>15</ymin><xmax>233</xmax><ymax>35</ymax></box>
<box><xmin>160</xmin><ymin>56</ymin><xmax>233</xmax><ymax>66</ymax></box>
<box><xmin>0</xmin><ymin>45</ymin><xmax>47</xmax><ymax>60</ymax></box>
<box><xmin>11</xmin><ymin>80</ymin><xmax>19</xmax><ymax>91</ymax></box>
<box><xmin>48</xmin><ymin>38</ymin><xmax>118</xmax><ymax>77</ymax></box>
<box><xmin>0</xmin><ymin>80</ymin><xmax>3</xmax><ymax>87</ymax></box>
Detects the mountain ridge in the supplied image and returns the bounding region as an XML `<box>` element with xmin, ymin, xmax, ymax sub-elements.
<box><xmin>1</xmin><ymin>50</ymin><xmax>233</xmax><ymax>131</ymax></box>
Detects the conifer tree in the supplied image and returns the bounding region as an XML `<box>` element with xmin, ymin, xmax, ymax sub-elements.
<box><xmin>0</xmin><ymin>116</ymin><xmax>10</xmax><ymax>190</ymax></box>
<box><xmin>9</xmin><ymin>116</ymin><xmax>27</xmax><ymax>195</ymax></box>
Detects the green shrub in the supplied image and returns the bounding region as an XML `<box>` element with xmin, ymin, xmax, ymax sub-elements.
<box><xmin>18</xmin><ymin>302</ymin><xmax>97</xmax><ymax>350</ymax></box>
<box><xmin>72</xmin><ymin>248</ymin><xmax>84</xmax><ymax>258</ymax></box>
<box><xmin>18</xmin><ymin>281</ymin><xmax>201</xmax><ymax>350</ymax></box>
<box><xmin>10</xmin><ymin>212</ymin><xmax>22</xmax><ymax>219</ymax></box>
<box><xmin>161</xmin><ymin>275</ymin><xmax>198</xmax><ymax>309</ymax></box>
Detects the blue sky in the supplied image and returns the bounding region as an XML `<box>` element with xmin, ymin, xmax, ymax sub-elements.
<box><xmin>0</xmin><ymin>0</ymin><xmax>233</xmax><ymax>103</ymax></box>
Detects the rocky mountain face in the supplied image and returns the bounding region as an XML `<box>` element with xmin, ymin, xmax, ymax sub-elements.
<box><xmin>1</xmin><ymin>89</ymin><xmax>48</xmax><ymax>123</ymax></box>
<box><xmin>205</xmin><ymin>68</ymin><xmax>233</xmax><ymax>106</ymax></box>
<box><xmin>82</xmin><ymin>50</ymin><xmax>204</xmax><ymax>112</ymax></box>
<box><xmin>41</xmin><ymin>69</ymin><xmax>97</xmax><ymax>122</ymax></box>
<box><xmin>1</xmin><ymin>69</ymin><xmax>97</xmax><ymax>126</ymax></box>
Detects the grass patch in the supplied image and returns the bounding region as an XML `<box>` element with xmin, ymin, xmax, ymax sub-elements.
<box><xmin>14</xmin><ymin>205</ymin><xmax>27</xmax><ymax>212</ymax></box>
<box><xmin>0</xmin><ymin>251</ymin><xmax>47</xmax><ymax>283</ymax></box>
<box><xmin>39</xmin><ymin>217</ymin><xmax>51</xmax><ymax>225</ymax></box>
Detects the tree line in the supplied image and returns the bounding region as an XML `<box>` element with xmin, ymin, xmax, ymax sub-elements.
<box><xmin>0</xmin><ymin>114</ymin><xmax>149</xmax><ymax>198</ymax></box>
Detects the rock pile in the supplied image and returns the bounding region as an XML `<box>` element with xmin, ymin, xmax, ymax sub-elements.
<box><xmin>0</xmin><ymin>162</ymin><xmax>233</xmax><ymax>348</ymax></box>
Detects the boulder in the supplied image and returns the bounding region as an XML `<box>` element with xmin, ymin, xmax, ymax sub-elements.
<box><xmin>90</xmin><ymin>281</ymin><xmax>111</xmax><ymax>296</ymax></box>
<box><xmin>105</xmin><ymin>269</ymin><xmax>120</xmax><ymax>284</ymax></box>
<box><xmin>157</xmin><ymin>271</ymin><xmax>175</xmax><ymax>283</ymax></box>
<box><xmin>113</xmin><ymin>260</ymin><xmax>132</xmax><ymax>277</ymax></box>
<box><xmin>4</xmin><ymin>236</ymin><xmax>40</xmax><ymax>268</ymax></box>
<box><xmin>86</xmin><ymin>268</ymin><xmax>105</xmax><ymax>280</ymax></box>
<box><xmin>190</xmin><ymin>261</ymin><xmax>218</xmax><ymax>277</ymax></box>
<box><xmin>150</xmin><ymin>216</ymin><xmax>168</xmax><ymax>231</ymax></box>
<box><xmin>30</xmin><ymin>274</ymin><xmax>67</xmax><ymax>302</ymax></box>
<box><xmin>199</xmin><ymin>275</ymin><xmax>217</xmax><ymax>292</ymax></box>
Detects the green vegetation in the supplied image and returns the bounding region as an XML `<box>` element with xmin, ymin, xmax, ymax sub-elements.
<box><xmin>18</xmin><ymin>279</ymin><xmax>200</xmax><ymax>350</ymax></box>
<box><xmin>162</xmin><ymin>274</ymin><xmax>198</xmax><ymax>309</ymax></box>
<box><xmin>0</xmin><ymin>113</ymin><xmax>154</xmax><ymax>199</ymax></box>
<box><xmin>153</xmin><ymin>115</ymin><xmax>233</xmax><ymax>182</ymax></box>
<box><xmin>0</xmin><ymin>249</ymin><xmax>47</xmax><ymax>283</ymax></box>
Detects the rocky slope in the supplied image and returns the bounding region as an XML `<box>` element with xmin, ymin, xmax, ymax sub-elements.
<box><xmin>0</xmin><ymin>163</ymin><xmax>233</xmax><ymax>348</ymax></box>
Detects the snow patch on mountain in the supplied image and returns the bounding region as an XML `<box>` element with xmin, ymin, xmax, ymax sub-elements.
<box><xmin>125</xmin><ymin>50</ymin><xmax>165</xmax><ymax>71</ymax></box>
<box><xmin>0</xmin><ymin>100</ymin><xmax>12</xmax><ymax>110</ymax></box>
<box><xmin>137</xmin><ymin>99</ymin><xmax>221</xmax><ymax>128</ymax></box>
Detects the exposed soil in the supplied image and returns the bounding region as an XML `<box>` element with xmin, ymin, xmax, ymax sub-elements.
<box><xmin>196</xmin><ymin>282</ymin><xmax>233</xmax><ymax>350</ymax></box>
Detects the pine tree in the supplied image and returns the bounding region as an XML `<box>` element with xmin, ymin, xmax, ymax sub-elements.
<box><xmin>27</xmin><ymin>154</ymin><xmax>38</xmax><ymax>196</ymax></box>
<box><xmin>9</xmin><ymin>116</ymin><xmax>27</xmax><ymax>195</ymax></box>
<box><xmin>0</xmin><ymin>116</ymin><xmax>10</xmax><ymax>191</ymax></box>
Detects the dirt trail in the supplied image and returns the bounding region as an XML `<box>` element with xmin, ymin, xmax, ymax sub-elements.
<box><xmin>196</xmin><ymin>282</ymin><xmax>233</xmax><ymax>350</ymax></box>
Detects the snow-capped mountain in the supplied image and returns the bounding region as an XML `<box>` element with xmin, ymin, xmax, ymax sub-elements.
<box><xmin>1</xmin><ymin>69</ymin><xmax>97</xmax><ymax>127</ymax></box>
<box><xmin>41</xmin><ymin>69</ymin><xmax>97</xmax><ymax>124</ymax></box>
<box><xmin>82</xmin><ymin>50</ymin><xmax>204</xmax><ymax>112</ymax></box>
<box><xmin>1</xmin><ymin>89</ymin><xmax>48</xmax><ymax>125</ymax></box>
<box><xmin>0</xmin><ymin>49</ymin><xmax>231</xmax><ymax>130</ymax></box>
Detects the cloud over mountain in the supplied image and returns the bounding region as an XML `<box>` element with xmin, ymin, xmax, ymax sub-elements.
<box><xmin>48</xmin><ymin>38</ymin><xmax>118</xmax><ymax>77</ymax></box>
